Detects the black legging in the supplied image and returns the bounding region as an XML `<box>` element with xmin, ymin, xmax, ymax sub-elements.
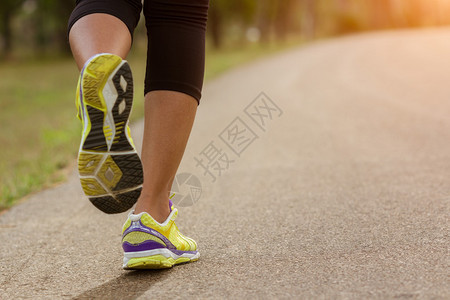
<box><xmin>68</xmin><ymin>0</ymin><xmax>209</xmax><ymax>104</ymax></box>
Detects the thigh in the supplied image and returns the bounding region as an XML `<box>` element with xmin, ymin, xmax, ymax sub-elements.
<box><xmin>142</xmin><ymin>0</ymin><xmax>210</xmax><ymax>104</ymax></box>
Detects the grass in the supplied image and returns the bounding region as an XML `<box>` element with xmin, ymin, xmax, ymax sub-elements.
<box><xmin>0</xmin><ymin>38</ymin><xmax>302</xmax><ymax>211</ymax></box>
<box><xmin>0</xmin><ymin>58</ymin><xmax>80</xmax><ymax>209</ymax></box>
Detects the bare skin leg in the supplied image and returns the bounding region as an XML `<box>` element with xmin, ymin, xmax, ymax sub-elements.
<box><xmin>69</xmin><ymin>13</ymin><xmax>132</xmax><ymax>69</ymax></box>
<box><xmin>134</xmin><ymin>91</ymin><xmax>198</xmax><ymax>223</ymax></box>
<box><xmin>70</xmin><ymin>14</ymin><xmax>198</xmax><ymax>223</ymax></box>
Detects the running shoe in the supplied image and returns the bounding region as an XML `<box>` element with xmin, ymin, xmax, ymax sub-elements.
<box><xmin>76</xmin><ymin>53</ymin><xmax>143</xmax><ymax>214</ymax></box>
<box><xmin>122</xmin><ymin>200</ymin><xmax>199</xmax><ymax>269</ymax></box>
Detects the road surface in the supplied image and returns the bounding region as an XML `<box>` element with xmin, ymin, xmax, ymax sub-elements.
<box><xmin>1</xmin><ymin>28</ymin><xmax>449</xmax><ymax>299</ymax></box>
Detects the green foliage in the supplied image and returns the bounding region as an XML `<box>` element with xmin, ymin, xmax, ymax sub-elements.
<box><xmin>211</xmin><ymin>0</ymin><xmax>257</xmax><ymax>22</ymax></box>
<box><xmin>2</xmin><ymin>0</ymin><xmax>450</xmax><ymax>58</ymax></box>
<box><xmin>0</xmin><ymin>58</ymin><xmax>79</xmax><ymax>209</ymax></box>
<box><xmin>0</xmin><ymin>0</ymin><xmax>27</xmax><ymax>56</ymax></box>
<box><xmin>0</xmin><ymin>0</ymin><xmax>72</xmax><ymax>57</ymax></box>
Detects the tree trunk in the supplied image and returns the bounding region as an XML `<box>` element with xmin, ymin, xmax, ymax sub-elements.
<box><xmin>56</xmin><ymin>0</ymin><xmax>74</xmax><ymax>54</ymax></box>
<box><xmin>1</xmin><ymin>10</ymin><xmax>13</xmax><ymax>57</ymax></box>
<box><xmin>274</xmin><ymin>0</ymin><xmax>293</xmax><ymax>41</ymax></box>
<box><xmin>372</xmin><ymin>0</ymin><xmax>392</xmax><ymax>29</ymax></box>
<box><xmin>257</xmin><ymin>0</ymin><xmax>273</xmax><ymax>43</ymax></box>
<box><xmin>302</xmin><ymin>0</ymin><xmax>317</xmax><ymax>39</ymax></box>
<box><xmin>208</xmin><ymin>1</ymin><xmax>222</xmax><ymax>49</ymax></box>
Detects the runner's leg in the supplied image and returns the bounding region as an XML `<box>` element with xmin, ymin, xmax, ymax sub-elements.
<box><xmin>69</xmin><ymin>13</ymin><xmax>132</xmax><ymax>69</ymax></box>
<box><xmin>133</xmin><ymin>0</ymin><xmax>209</xmax><ymax>222</ymax></box>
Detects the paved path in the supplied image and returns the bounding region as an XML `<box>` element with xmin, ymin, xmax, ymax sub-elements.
<box><xmin>1</xmin><ymin>28</ymin><xmax>449</xmax><ymax>299</ymax></box>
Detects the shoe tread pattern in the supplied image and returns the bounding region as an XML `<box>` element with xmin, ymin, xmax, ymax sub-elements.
<box><xmin>77</xmin><ymin>54</ymin><xmax>143</xmax><ymax>214</ymax></box>
<box><xmin>89</xmin><ymin>188</ymin><xmax>142</xmax><ymax>214</ymax></box>
<box><xmin>111</xmin><ymin>63</ymin><xmax>134</xmax><ymax>151</ymax></box>
<box><xmin>83</xmin><ymin>105</ymin><xmax>108</xmax><ymax>151</ymax></box>
<box><xmin>112</xmin><ymin>154</ymin><xmax>143</xmax><ymax>191</ymax></box>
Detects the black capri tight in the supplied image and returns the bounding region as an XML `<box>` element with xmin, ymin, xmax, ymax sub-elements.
<box><xmin>68</xmin><ymin>0</ymin><xmax>209</xmax><ymax>104</ymax></box>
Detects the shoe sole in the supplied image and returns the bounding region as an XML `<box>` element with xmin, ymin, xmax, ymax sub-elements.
<box><xmin>123</xmin><ymin>249</ymin><xmax>200</xmax><ymax>270</ymax></box>
<box><xmin>77</xmin><ymin>54</ymin><xmax>143</xmax><ymax>214</ymax></box>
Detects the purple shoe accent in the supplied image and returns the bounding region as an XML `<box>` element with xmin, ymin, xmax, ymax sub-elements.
<box><xmin>122</xmin><ymin>220</ymin><xmax>176</xmax><ymax>250</ymax></box>
<box><xmin>170</xmin><ymin>249</ymin><xmax>198</xmax><ymax>256</ymax></box>
<box><xmin>123</xmin><ymin>240</ymin><xmax>198</xmax><ymax>256</ymax></box>
<box><xmin>169</xmin><ymin>200</ymin><xmax>173</xmax><ymax>212</ymax></box>
<box><xmin>123</xmin><ymin>240</ymin><xmax>165</xmax><ymax>252</ymax></box>
<box><xmin>79</xmin><ymin>67</ymin><xmax>86</xmax><ymax>118</ymax></box>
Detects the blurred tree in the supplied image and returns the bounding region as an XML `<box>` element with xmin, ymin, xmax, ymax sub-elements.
<box><xmin>371</xmin><ymin>0</ymin><xmax>393</xmax><ymax>29</ymax></box>
<box><xmin>208</xmin><ymin>0</ymin><xmax>257</xmax><ymax>48</ymax></box>
<box><xmin>274</xmin><ymin>0</ymin><xmax>301</xmax><ymax>41</ymax></box>
<box><xmin>401</xmin><ymin>0</ymin><xmax>428</xmax><ymax>27</ymax></box>
<box><xmin>34</xmin><ymin>0</ymin><xmax>73</xmax><ymax>54</ymax></box>
<box><xmin>3</xmin><ymin>0</ymin><xmax>450</xmax><ymax>59</ymax></box>
<box><xmin>257</xmin><ymin>0</ymin><xmax>276</xmax><ymax>43</ymax></box>
<box><xmin>329</xmin><ymin>0</ymin><xmax>366</xmax><ymax>34</ymax></box>
<box><xmin>301</xmin><ymin>0</ymin><xmax>317</xmax><ymax>39</ymax></box>
<box><xmin>208</xmin><ymin>0</ymin><xmax>224</xmax><ymax>48</ymax></box>
<box><xmin>0</xmin><ymin>0</ymin><xmax>26</xmax><ymax>57</ymax></box>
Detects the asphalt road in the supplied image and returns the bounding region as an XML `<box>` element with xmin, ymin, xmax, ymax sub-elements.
<box><xmin>1</xmin><ymin>28</ymin><xmax>449</xmax><ymax>299</ymax></box>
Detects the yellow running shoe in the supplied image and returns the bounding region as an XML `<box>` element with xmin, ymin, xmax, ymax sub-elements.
<box><xmin>76</xmin><ymin>53</ymin><xmax>143</xmax><ymax>214</ymax></box>
<box><xmin>122</xmin><ymin>200</ymin><xmax>199</xmax><ymax>269</ymax></box>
